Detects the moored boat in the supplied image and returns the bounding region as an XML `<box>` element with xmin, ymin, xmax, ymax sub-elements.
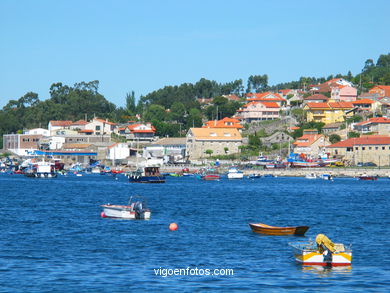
<box><xmin>202</xmin><ymin>174</ymin><xmax>220</xmax><ymax>181</ymax></box>
<box><xmin>305</xmin><ymin>173</ymin><xmax>317</xmax><ymax>179</ymax></box>
<box><xmin>24</xmin><ymin>161</ymin><xmax>57</xmax><ymax>178</ymax></box>
<box><xmin>249</xmin><ymin>223</ymin><xmax>309</xmax><ymax>236</ymax></box>
<box><xmin>289</xmin><ymin>234</ymin><xmax>352</xmax><ymax>266</ymax></box>
<box><xmin>101</xmin><ymin>196</ymin><xmax>151</xmax><ymax>220</ymax></box>
<box><xmin>128</xmin><ymin>166</ymin><xmax>165</xmax><ymax>183</ymax></box>
<box><xmin>358</xmin><ymin>174</ymin><xmax>378</xmax><ymax>181</ymax></box>
<box><xmin>227</xmin><ymin>167</ymin><xmax>244</xmax><ymax>179</ymax></box>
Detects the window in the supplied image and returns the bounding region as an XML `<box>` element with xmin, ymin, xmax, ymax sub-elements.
<box><xmin>375</xmin><ymin>147</ymin><xmax>378</xmax><ymax>150</ymax></box>
<box><xmin>369</xmin><ymin>147</ymin><xmax>372</xmax><ymax>150</ymax></box>
<box><xmin>355</xmin><ymin>147</ymin><xmax>358</xmax><ymax>150</ymax></box>
<box><xmin>96</xmin><ymin>126</ymin><xmax>101</xmax><ymax>130</ymax></box>
<box><xmin>362</xmin><ymin>147</ymin><xmax>365</xmax><ymax>150</ymax></box>
<box><xmin>383</xmin><ymin>147</ymin><xmax>386</xmax><ymax>150</ymax></box>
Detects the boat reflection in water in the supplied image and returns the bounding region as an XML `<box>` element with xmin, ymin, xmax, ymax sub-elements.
<box><xmin>300</xmin><ymin>265</ymin><xmax>352</xmax><ymax>276</ymax></box>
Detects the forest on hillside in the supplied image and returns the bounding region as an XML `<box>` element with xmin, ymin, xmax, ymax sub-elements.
<box><xmin>1</xmin><ymin>53</ymin><xmax>390</xmax><ymax>148</ymax></box>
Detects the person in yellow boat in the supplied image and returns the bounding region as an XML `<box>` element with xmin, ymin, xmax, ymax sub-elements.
<box><xmin>316</xmin><ymin>234</ymin><xmax>336</xmax><ymax>253</ymax></box>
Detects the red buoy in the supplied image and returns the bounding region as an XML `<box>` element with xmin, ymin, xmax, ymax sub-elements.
<box><xmin>169</xmin><ymin>223</ymin><xmax>178</xmax><ymax>231</ymax></box>
<box><xmin>101</xmin><ymin>212</ymin><xmax>106</xmax><ymax>218</ymax></box>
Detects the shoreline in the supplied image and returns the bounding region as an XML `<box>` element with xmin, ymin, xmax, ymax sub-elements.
<box><xmin>160</xmin><ymin>166</ymin><xmax>390</xmax><ymax>178</ymax></box>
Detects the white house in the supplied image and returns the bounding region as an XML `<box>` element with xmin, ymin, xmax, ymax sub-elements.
<box><xmin>24</xmin><ymin>128</ymin><xmax>50</xmax><ymax>136</ymax></box>
<box><xmin>106</xmin><ymin>143</ymin><xmax>130</xmax><ymax>160</ymax></box>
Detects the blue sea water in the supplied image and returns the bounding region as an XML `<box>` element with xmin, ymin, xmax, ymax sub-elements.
<box><xmin>1</xmin><ymin>174</ymin><xmax>390</xmax><ymax>292</ymax></box>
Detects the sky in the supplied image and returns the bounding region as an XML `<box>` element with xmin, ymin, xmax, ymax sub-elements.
<box><xmin>1</xmin><ymin>0</ymin><xmax>390</xmax><ymax>108</ymax></box>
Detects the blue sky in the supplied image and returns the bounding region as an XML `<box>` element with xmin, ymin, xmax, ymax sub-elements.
<box><xmin>1</xmin><ymin>0</ymin><xmax>389</xmax><ymax>108</ymax></box>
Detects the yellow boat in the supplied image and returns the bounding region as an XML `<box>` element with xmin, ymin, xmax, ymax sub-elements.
<box><xmin>289</xmin><ymin>234</ymin><xmax>352</xmax><ymax>266</ymax></box>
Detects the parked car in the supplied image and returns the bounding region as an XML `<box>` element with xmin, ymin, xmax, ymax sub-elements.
<box><xmin>357</xmin><ymin>162</ymin><xmax>377</xmax><ymax>167</ymax></box>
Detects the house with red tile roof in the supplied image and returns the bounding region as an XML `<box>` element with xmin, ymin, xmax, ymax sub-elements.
<box><xmin>246</xmin><ymin>92</ymin><xmax>287</xmax><ymax>107</ymax></box>
<box><xmin>293</xmin><ymin>131</ymin><xmax>330</xmax><ymax>157</ymax></box>
<box><xmin>236</xmin><ymin>101</ymin><xmax>281</xmax><ymax>123</ymax></box>
<box><xmin>326</xmin><ymin>135</ymin><xmax>390</xmax><ymax>166</ymax></box>
<box><xmin>304</xmin><ymin>102</ymin><xmax>355</xmax><ymax>124</ymax></box>
<box><xmin>118</xmin><ymin>122</ymin><xmax>156</xmax><ymax>142</ymax></box>
<box><xmin>70</xmin><ymin>120</ymin><xmax>88</xmax><ymax>131</ymax></box>
<box><xmin>48</xmin><ymin>120</ymin><xmax>73</xmax><ymax>135</ymax></box>
<box><xmin>330</xmin><ymin>84</ymin><xmax>357</xmax><ymax>102</ymax></box>
<box><xmin>351</xmin><ymin>98</ymin><xmax>380</xmax><ymax>113</ymax></box>
<box><xmin>353</xmin><ymin>117</ymin><xmax>390</xmax><ymax>135</ymax></box>
<box><xmin>85</xmin><ymin>118</ymin><xmax>117</xmax><ymax>135</ymax></box>
<box><xmin>369</xmin><ymin>85</ymin><xmax>390</xmax><ymax>98</ymax></box>
<box><xmin>203</xmin><ymin>117</ymin><xmax>243</xmax><ymax>130</ymax></box>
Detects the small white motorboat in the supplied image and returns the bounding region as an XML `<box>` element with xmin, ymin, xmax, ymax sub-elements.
<box><xmin>227</xmin><ymin>167</ymin><xmax>244</xmax><ymax>179</ymax></box>
<box><xmin>305</xmin><ymin>173</ymin><xmax>317</xmax><ymax>179</ymax></box>
<box><xmin>101</xmin><ymin>196</ymin><xmax>151</xmax><ymax>220</ymax></box>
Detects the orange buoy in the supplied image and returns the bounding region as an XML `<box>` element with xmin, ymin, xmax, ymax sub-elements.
<box><xmin>169</xmin><ymin>223</ymin><xmax>178</xmax><ymax>231</ymax></box>
<box><xmin>100</xmin><ymin>212</ymin><xmax>106</xmax><ymax>218</ymax></box>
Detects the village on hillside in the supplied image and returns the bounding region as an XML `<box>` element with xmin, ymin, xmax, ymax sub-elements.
<box><xmin>1</xmin><ymin>78</ymin><xmax>390</xmax><ymax>171</ymax></box>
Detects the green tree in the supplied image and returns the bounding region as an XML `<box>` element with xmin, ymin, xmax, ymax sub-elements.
<box><xmin>329</xmin><ymin>134</ymin><xmax>341</xmax><ymax>144</ymax></box>
<box><xmin>348</xmin><ymin>131</ymin><xmax>360</xmax><ymax>138</ymax></box>
<box><xmin>144</xmin><ymin>104</ymin><xmax>166</xmax><ymax>122</ymax></box>
<box><xmin>205</xmin><ymin>149</ymin><xmax>213</xmax><ymax>157</ymax></box>
<box><xmin>126</xmin><ymin>91</ymin><xmax>136</xmax><ymax>114</ymax></box>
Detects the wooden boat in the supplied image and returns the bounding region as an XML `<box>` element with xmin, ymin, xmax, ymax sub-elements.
<box><xmin>249</xmin><ymin>223</ymin><xmax>309</xmax><ymax>236</ymax></box>
<box><xmin>101</xmin><ymin>196</ymin><xmax>151</xmax><ymax>220</ymax></box>
<box><xmin>289</xmin><ymin>234</ymin><xmax>352</xmax><ymax>266</ymax></box>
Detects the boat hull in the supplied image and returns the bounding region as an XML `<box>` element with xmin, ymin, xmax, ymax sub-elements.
<box><xmin>292</xmin><ymin>249</ymin><xmax>352</xmax><ymax>266</ymax></box>
<box><xmin>101</xmin><ymin>205</ymin><xmax>151</xmax><ymax>220</ymax></box>
<box><xmin>201</xmin><ymin>175</ymin><xmax>220</xmax><ymax>181</ymax></box>
<box><xmin>129</xmin><ymin>175</ymin><xmax>165</xmax><ymax>183</ymax></box>
<box><xmin>249</xmin><ymin>223</ymin><xmax>309</xmax><ymax>236</ymax></box>
<box><xmin>358</xmin><ymin>176</ymin><xmax>377</xmax><ymax>181</ymax></box>
<box><xmin>227</xmin><ymin>173</ymin><xmax>244</xmax><ymax>179</ymax></box>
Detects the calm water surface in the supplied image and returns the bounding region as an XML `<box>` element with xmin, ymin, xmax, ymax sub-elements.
<box><xmin>1</xmin><ymin>174</ymin><xmax>389</xmax><ymax>292</ymax></box>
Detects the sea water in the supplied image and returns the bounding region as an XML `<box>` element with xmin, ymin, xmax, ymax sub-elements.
<box><xmin>1</xmin><ymin>174</ymin><xmax>389</xmax><ymax>291</ymax></box>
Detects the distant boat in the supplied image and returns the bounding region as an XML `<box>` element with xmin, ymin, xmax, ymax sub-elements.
<box><xmin>202</xmin><ymin>174</ymin><xmax>220</xmax><ymax>181</ymax></box>
<box><xmin>129</xmin><ymin>166</ymin><xmax>165</xmax><ymax>183</ymax></box>
<box><xmin>227</xmin><ymin>167</ymin><xmax>244</xmax><ymax>179</ymax></box>
<box><xmin>249</xmin><ymin>223</ymin><xmax>309</xmax><ymax>236</ymax></box>
<box><xmin>305</xmin><ymin>173</ymin><xmax>317</xmax><ymax>179</ymax></box>
<box><xmin>101</xmin><ymin>196</ymin><xmax>151</xmax><ymax>220</ymax></box>
<box><xmin>24</xmin><ymin>161</ymin><xmax>57</xmax><ymax>178</ymax></box>
<box><xmin>358</xmin><ymin>174</ymin><xmax>378</xmax><ymax>181</ymax></box>
<box><xmin>248</xmin><ymin>174</ymin><xmax>262</xmax><ymax>179</ymax></box>
<box><xmin>319</xmin><ymin>174</ymin><xmax>333</xmax><ymax>180</ymax></box>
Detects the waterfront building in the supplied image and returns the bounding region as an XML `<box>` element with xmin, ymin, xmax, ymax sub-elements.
<box><xmin>353</xmin><ymin>117</ymin><xmax>390</xmax><ymax>135</ymax></box>
<box><xmin>326</xmin><ymin>135</ymin><xmax>390</xmax><ymax>166</ymax></box>
<box><xmin>293</xmin><ymin>130</ymin><xmax>330</xmax><ymax>157</ymax></box>
<box><xmin>186</xmin><ymin>128</ymin><xmax>242</xmax><ymax>160</ymax></box>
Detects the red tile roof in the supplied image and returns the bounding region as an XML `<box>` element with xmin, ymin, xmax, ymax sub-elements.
<box><xmin>78</xmin><ymin>129</ymin><xmax>94</xmax><ymax>133</ymax></box>
<box><xmin>95</xmin><ymin>118</ymin><xmax>117</xmax><ymax>126</ymax></box>
<box><xmin>203</xmin><ymin>117</ymin><xmax>243</xmax><ymax>129</ymax></box>
<box><xmin>306</xmin><ymin>102</ymin><xmax>330</xmax><ymax>109</ymax></box>
<box><xmin>352</xmin><ymin>99</ymin><xmax>375</xmax><ymax>105</ymax></box>
<box><xmin>246</xmin><ymin>92</ymin><xmax>286</xmax><ymax>101</ymax></box>
<box><xmin>355</xmin><ymin>117</ymin><xmax>390</xmax><ymax>126</ymax></box>
<box><xmin>328</xmin><ymin>102</ymin><xmax>354</xmax><ymax>108</ymax></box>
<box><xmin>127</xmin><ymin>123</ymin><xmax>156</xmax><ymax>133</ymax></box>
<box><xmin>369</xmin><ymin>85</ymin><xmax>390</xmax><ymax>97</ymax></box>
<box><xmin>71</xmin><ymin>120</ymin><xmax>88</xmax><ymax>125</ymax></box>
<box><xmin>49</xmin><ymin>120</ymin><xmax>73</xmax><ymax>127</ymax></box>
<box><xmin>327</xmin><ymin>136</ymin><xmax>390</xmax><ymax>148</ymax></box>
<box><xmin>293</xmin><ymin>134</ymin><xmax>324</xmax><ymax>147</ymax></box>
<box><xmin>261</xmin><ymin>102</ymin><xmax>280</xmax><ymax>108</ymax></box>
<box><xmin>304</xmin><ymin>94</ymin><xmax>329</xmax><ymax>101</ymax></box>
